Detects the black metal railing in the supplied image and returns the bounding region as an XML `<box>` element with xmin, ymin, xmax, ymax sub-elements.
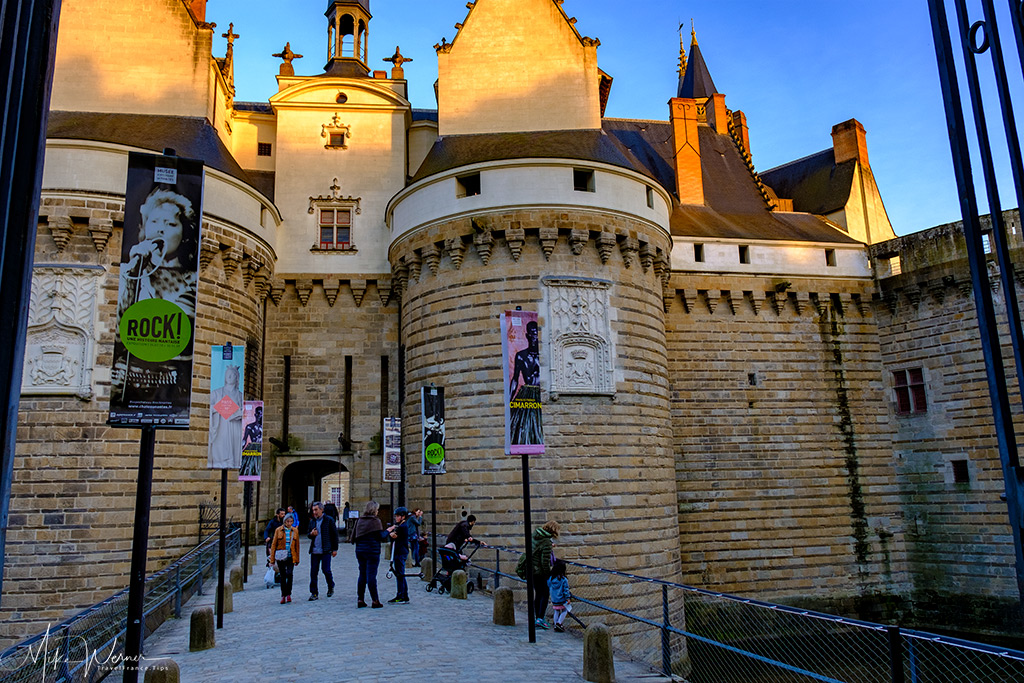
<box><xmin>0</xmin><ymin>527</ymin><xmax>241</xmax><ymax>683</ymax></box>
<box><xmin>454</xmin><ymin>540</ymin><xmax>1024</xmax><ymax>682</ymax></box>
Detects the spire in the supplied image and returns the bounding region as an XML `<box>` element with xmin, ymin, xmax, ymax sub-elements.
<box><xmin>677</xmin><ymin>21</ymin><xmax>718</xmax><ymax>99</ymax></box>
<box><xmin>677</xmin><ymin>23</ymin><xmax>688</xmax><ymax>81</ymax></box>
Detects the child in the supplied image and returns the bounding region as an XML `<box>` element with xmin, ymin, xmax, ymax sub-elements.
<box><xmin>547</xmin><ymin>559</ymin><xmax>572</xmax><ymax>632</ymax></box>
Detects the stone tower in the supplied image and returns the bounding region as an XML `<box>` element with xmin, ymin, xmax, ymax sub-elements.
<box><xmin>325</xmin><ymin>0</ymin><xmax>372</xmax><ymax>77</ymax></box>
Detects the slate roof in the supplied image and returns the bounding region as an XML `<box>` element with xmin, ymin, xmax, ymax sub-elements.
<box><xmin>678</xmin><ymin>41</ymin><xmax>718</xmax><ymax>99</ymax></box>
<box><xmin>47</xmin><ymin>111</ymin><xmax>258</xmax><ymax>189</ymax></box>
<box><xmin>234</xmin><ymin>102</ymin><xmax>273</xmax><ymax>114</ymax></box>
<box><xmin>410</xmin><ymin>128</ymin><xmax>656</xmax><ymax>183</ymax></box>
<box><xmin>760</xmin><ymin>149</ymin><xmax>856</xmax><ymax>216</ymax></box>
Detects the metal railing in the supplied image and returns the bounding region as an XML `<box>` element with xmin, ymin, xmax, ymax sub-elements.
<box><xmin>455</xmin><ymin>540</ymin><xmax>1024</xmax><ymax>683</ymax></box>
<box><xmin>0</xmin><ymin>527</ymin><xmax>241</xmax><ymax>683</ymax></box>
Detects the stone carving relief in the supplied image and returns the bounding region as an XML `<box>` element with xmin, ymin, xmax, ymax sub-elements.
<box><xmin>22</xmin><ymin>267</ymin><xmax>103</xmax><ymax>399</ymax></box>
<box><xmin>544</xmin><ymin>278</ymin><xmax>614</xmax><ymax>396</ymax></box>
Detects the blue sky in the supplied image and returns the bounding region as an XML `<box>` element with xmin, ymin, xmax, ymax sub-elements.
<box><xmin>207</xmin><ymin>0</ymin><xmax>1024</xmax><ymax>237</ymax></box>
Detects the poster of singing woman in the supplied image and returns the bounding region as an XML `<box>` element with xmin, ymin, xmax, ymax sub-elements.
<box><xmin>502</xmin><ymin>310</ymin><xmax>545</xmax><ymax>455</ymax></box>
<box><xmin>108</xmin><ymin>152</ymin><xmax>204</xmax><ymax>428</ymax></box>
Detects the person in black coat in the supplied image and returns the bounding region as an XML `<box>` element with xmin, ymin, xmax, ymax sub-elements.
<box><xmin>446</xmin><ymin>515</ymin><xmax>476</xmax><ymax>550</ymax></box>
<box><xmin>307</xmin><ymin>502</ymin><xmax>340</xmax><ymax>600</ymax></box>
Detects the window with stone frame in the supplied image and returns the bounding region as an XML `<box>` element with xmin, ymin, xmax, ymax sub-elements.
<box><xmin>318</xmin><ymin>207</ymin><xmax>353</xmax><ymax>250</ymax></box>
<box><xmin>893</xmin><ymin>368</ymin><xmax>927</xmax><ymax>415</ymax></box>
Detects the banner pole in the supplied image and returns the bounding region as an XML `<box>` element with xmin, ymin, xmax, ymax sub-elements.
<box><xmin>217</xmin><ymin>468</ymin><xmax>227</xmax><ymax>628</ymax></box>
<box><xmin>523</xmin><ymin>451</ymin><xmax>536</xmax><ymax>644</ymax></box>
<box><xmin>431</xmin><ymin>475</ymin><xmax>437</xmax><ymax>588</ymax></box>
<box><xmin>243</xmin><ymin>481</ymin><xmax>252</xmax><ymax>581</ymax></box>
<box><xmin>123</xmin><ymin>425</ymin><xmax>156</xmax><ymax>683</ymax></box>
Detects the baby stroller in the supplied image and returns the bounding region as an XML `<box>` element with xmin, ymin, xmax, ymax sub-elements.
<box><xmin>426</xmin><ymin>542</ymin><xmax>481</xmax><ymax>594</ymax></box>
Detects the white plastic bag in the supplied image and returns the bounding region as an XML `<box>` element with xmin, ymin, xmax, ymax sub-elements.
<box><xmin>264</xmin><ymin>567</ymin><xmax>276</xmax><ymax>585</ymax></box>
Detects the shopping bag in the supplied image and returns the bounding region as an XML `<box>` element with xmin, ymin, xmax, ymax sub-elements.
<box><xmin>263</xmin><ymin>567</ymin><xmax>275</xmax><ymax>584</ymax></box>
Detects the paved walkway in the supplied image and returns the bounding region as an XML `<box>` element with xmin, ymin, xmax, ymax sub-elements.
<box><xmin>142</xmin><ymin>549</ymin><xmax>661</xmax><ymax>682</ymax></box>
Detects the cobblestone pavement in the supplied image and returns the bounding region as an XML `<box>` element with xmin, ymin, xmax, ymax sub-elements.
<box><xmin>143</xmin><ymin>549</ymin><xmax>662</xmax><ymax>682</ymax></box>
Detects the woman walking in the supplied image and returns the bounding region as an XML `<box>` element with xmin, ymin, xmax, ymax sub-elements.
<box><xmin>269</xmin><ymin>513</ymin><xmax>300</xmax><ymax>603</ymax></box>
<box><xmin>532</xmin><ymin>520</ymin><xmax>559</xmax><ymax>629</ymax></box>
<box><xmin>352</xmin><ymin>501</ymin><xmax>391</xmax><ymax>608</ymax></box>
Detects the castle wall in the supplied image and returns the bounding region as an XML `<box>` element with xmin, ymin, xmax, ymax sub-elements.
<box><xmin>51</xmin><ymin>0</ymin><xmax>214</xmax><ymax>120</ymax></box>
<box><xmin>260</xmin><ymin>276</ymin><xmax>399</xmax><ymax>517</ymax></box>
<box><xmin>668</xmin><ymin>275</ymin><xmax>910</xmax><ymax>617</ymax></box>
<box><xmin>870</xmin><ymin>212</ymin><xmax>1024</xmax><ymax>634</ymax></box>
<box><xmin>392</xmin><ymin>208</ymin><xmax>680</xmax><ymax>581</ymax></box>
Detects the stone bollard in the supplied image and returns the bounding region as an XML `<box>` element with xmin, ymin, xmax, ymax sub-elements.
<box><xmin>144</xmin><ymin>658</ymin><xmax>180</xmax><ymax>683</ymax></box>
<box><xmin>230</xmin><ymin>566</ymin><xmax>244</xmax><ymax>592</ymax></box>
<box><xmin>249</xmin><ymin>549</ymin><xmax>259</xmax><ymax>574</ymax></box>
<box><xmin>493</xmin><ymin>587</ymin><xmax>515</xmax><ymax>626</ymax></box>
<box><xmin>189</xmin><ymin>607</ymin><xmax>215</xmax><ymax>652</ymax></box>
<box><xmin>420</xmin><ymin>557</ymin><xmax>433</xmax><ymax>581</ymax></box>
<box><xmin>221</xmin><ymin>581</ymin><xmax>234</xmax><ymax>614</ymax></box>
<box><xmin>583</xmin><ymin>623</ymin><xmax>615</xmax><ymax>683</ymax></box>
<box><xmin>450</xmin><ymin>570</ymin><xmax>468</xmax><ymax>599</ymax></box>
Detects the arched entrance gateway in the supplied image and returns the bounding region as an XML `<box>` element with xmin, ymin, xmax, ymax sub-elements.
<box><xmin>280</xmin><ymin>459</ymin><xmax>348</xmax><ymax>531</ymax></box>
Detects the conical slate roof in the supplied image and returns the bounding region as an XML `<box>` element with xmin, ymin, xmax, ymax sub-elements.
<box><xmin>677</xmin><ymin>36</ymin><xmax>718</xmax><ymax>99</ymax></box>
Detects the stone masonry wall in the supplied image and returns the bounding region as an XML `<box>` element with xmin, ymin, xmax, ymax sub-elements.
<box><xmin>667</xmin><ymin>275</ymin><xmax>910</xmax><ymax>620</ymax></box>
<box><xmin>870</xmin><ymin>211</ymin><xmax>1024</xmax><ymax>635</ymax></box>
<box><xmin>1</xmin><ymin>194</ymin><xmax>271</xmax><ymax>646</ymax></box>
<box><xmin>261</xmin><ymin>276</ymin><xmax>399</xmax><ymax>519</ymax></box>
<box><xmin>392</xmin><ymin>209</ymin><xmax>681</xmax><ymax>581</ymax></box>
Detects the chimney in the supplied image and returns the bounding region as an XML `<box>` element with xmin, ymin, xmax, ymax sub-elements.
<box><xmin>707</xmin><ymin>93</ymin><xmax>729</xmax><ymax>135</ymax></box>
<box><xmin>669</xmin><ymin>97</ymin><xmax>704</xmax><ymax>205</ymax></box>
<box><xmin>731</xmin><ymin>110</ymin><xmax>750</xmax><ymax>151</ymax></box>
<box><xmin>187</xmin><ymin>0</ymin><xmax>207</xmax><ymax>23</ymax></box>
<box><xmin>831</xmin><ymin>119</ymin><xmax>868</xmax><ymax>165</ymax></box>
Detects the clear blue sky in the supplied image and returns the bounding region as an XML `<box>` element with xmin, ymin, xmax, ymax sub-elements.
<box><xmin>208</xmin><ymin>0</ymin><xmax>1024</xmax><ymax>237</ymax></box>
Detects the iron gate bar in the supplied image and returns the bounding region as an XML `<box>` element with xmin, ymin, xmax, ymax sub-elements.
<box><xmin>927</xmin><ymin>0</ymin><xmax>1024</xmax><ymax>622</ymax></box>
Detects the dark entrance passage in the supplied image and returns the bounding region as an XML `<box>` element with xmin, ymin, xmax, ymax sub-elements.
<box><xmin>281</xmin><ymin>459</ymin><xmax>347</xmax><ymax>532</ymax></box>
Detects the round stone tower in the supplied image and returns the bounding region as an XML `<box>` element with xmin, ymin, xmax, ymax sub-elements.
<box><xmin>388</xmin><ymin>147</ymin><xmax>682</xmax><ymax>578</ymax></box>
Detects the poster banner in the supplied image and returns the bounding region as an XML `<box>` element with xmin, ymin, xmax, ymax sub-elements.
<box><xmin>207</xmin><ymin>344</ymin><xmax>245</xmax><ymax>469</ymax></box>
<box><xmin>502</xmin><ymin>310</ymin><xmax>545</xmax><ymax>455</ymax></box>
<box><xmin>421</xmin><ymin>386</ymin><xmax>446</xmax><ymax>475</ymax></box>
<box><xmin>240</xmin><ymin>400</ymin><xmax>263</xmax><ymax>481</ymax></box>
<box><xmin>108</xmin><ymin>151</ymin><xmax>204</xmax><ymax>428</ymax></box>
<box><xmin>383</xmin><ymin>416</ymin><xmax>402</xmax><ymax>483</ymax></box>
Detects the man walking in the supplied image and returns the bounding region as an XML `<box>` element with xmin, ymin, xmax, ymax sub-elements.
<box><xmin>387</xmin><ymin>507</ymin><xmax>411</xmax><ymax>604</ymax></box>
<box><xmin>408</xmin><ymin>508</ymin><xmax>424</xmax><ymax>567</ymax></box>
<box><xmin>446</xmin><ymin>514</ymin><xmax>476</xmax><ymax>551</ymax></box>
<box><xmin>307</xmin><ymin>502</ymin><xmax>339</xmax><ymax>600</ymax></box>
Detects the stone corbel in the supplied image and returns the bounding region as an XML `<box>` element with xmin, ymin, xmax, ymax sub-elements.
<box><xmin>323</xmin><ymin>278</ymin><xmax>341</xmax><ymax>307</ymax></box>
<box><xmin>539</xmin><ymin>227</ymin><xmax>558</xmax><ymax>261</ymax></box>
<box><xmin>295</xmin><ymin>279</ymin><xmax>313</xmax><ymax>307</ymax></box>
<box><xmin>505</xmin><ymin>226</ymin><xmax>525</xmax><ymax>262</ymax></box>
<box><xmin>350</xmin><ymin>279</ymin><xmax>367</xmax><ymax>307</ymax></box>
<box><xmin>269</xmin><ymin>281</ymin><xmax>285</xmax><ymax>306</ymax></box>
<box><xmin>48</xmin><ymin>214</ymin><xmax>74</xmax><ymax>253</ymax></box>
<box><xmin>679</xmin><ymin>289</ymin><xmax>694</xmax><ymax>314</ymax></box>
<box><xmin>722</xmin><ymin>290</ymin><xmax>737</xmax><ymax>315</ymax></box>
<box><xmin>422</xmin><ymin>244</ymin><xmax>441</xmax><ymax>276</ymax></box>
<box><xmin>253</xmin><ymin>272</ymin><xmax>271</xmax><ymax>302</ymax></box>
<box><xmin>620</xmin><ymin>236</ymin><xmax>639</xmax><ymax>269</ymax></box>
<box><xmin>200</xmin><ymin>236</ymin><xmax>220</xmax><ymax>272</ymax></box>
<box><xmin>747</xmin><ymin>291</ymin><xmax>763</xmax><ymax>316</ymax></box>
<box><xmin>701</xmin><ymin>290</ymin><xmax>718</xmax><ymax>315</ymax></box>
<box><xmin>662</xmin><ymin>284</ymin><xmax>675</xmax><ymax>313</ymax></box>
<box><xmin>446</xmin><ymin>236</ymin><xmax>467</xmax><ymax>270</ymax></box>
<box><xmin>473</xmin><ymin>227</ymin><xmax>494</xmax><ymax>266</ymax></box>
<box><xmin>569</xmin><ymin>228</ymin><xmax>589</xmax><ymax>256</ymax></box>
<box><xmin>87</xmin><ymin>218</ymin><xmax>113</xmax><ymax>254</ymax></box>
<box><xmin>376</xmin><ymin>277</ymin><xmax>393</xmax><ymax>306</ymax></box>
<box><xmin>407</xmin><ymin>251</ymin><xmax>422</xmax><ymax>284</ymax></box>
<box><xmin>852</xmin><ymin>292</ymin><xmax>870</xmax><ymax>317</ymax></box>
<box><xmin>639</xmin><ymin>242</ymin><xmax>654</xmax><ymax>273</ymax></box>
<box><xmin>244</xmin><ymin>257</ymin><xmax>264</xmax><ymax>289</ymax></box>
<box><xmin>810</xmin><ymin>292</ymin><xmax>827</xmax><ymax>317</ymax></box>
<box><xmin>222</xmin><ymin>245</ymin><xmax>242</xmax><ymax>280</ymax></box>
<box><xmin>882</xmin><ymin>291</ymin><xmax>899</xmax><ymax>315</ymax></box>
<box><xmin>769</xmin><ymin>290</ymin><xmax>787</xmax><ymax>316</ymax></box>
<box><xmin>393</xmin><ymin>260</ymin><xmax>409</xmax><ymax>296</ymax></box>
<box><xmin>793</xmin><ymin>291</ymin><xmax>812</xmax><ymax>316</ymax></box>
<box><xmin>596</xmin><ymin>233</ymin><xmax>616</xmax><ymax>264</ymax></box>
<box><xmin>905</xmin><ymin>286</ymin><xmax>922</xmax><ymax>309</ymax></box>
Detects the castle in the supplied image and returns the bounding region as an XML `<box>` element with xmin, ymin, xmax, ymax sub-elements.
<box><xmin>4</xmin><ymin>0</ymin><xmax>1021</xmax><ymax>645</ymax></box>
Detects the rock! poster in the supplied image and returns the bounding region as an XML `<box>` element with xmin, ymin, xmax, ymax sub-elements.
<box><xmin>421</xmin><ymin>386</ymin><xmax>445</xmax><ymax>475</ymax></box>
<box><xmin>207</xmin><ymin>344</ymin><xmax>245</xmax><ymax>469</ymax></box>
<box><xmin>108</xmin><ymin>151</ymin><xmax>204</xmax><ymax>428</ymax></box>
<box><xmin>502</xmin><ymin>310</ymin><xmax>544</xmax><ymax>455</ymax></box>
<box><xmin>239</xmin><ymin>401</ymin><xmax>263</xmax><ymax>481</ymax></box>
<box><xmin>383</xmin><ymin>417</ymin><xmax>402</xmax><ymax>483</ymax></box>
